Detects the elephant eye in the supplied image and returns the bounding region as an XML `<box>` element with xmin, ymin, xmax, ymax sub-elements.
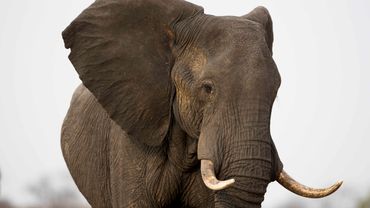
<box><xmin>201</xmin><ymin>82</ymin><xmax>214</xmax><ymax>94</ymax></box>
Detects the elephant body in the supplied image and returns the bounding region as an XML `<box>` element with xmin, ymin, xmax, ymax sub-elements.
<box><xmin>62</xmin><ymin>84</ymin><xmax>213</xmax><ymax>207</ymax></box>
<box><xmin>61</xmin><ymin>0</ymin><xmax>341</xmax><ymax>207</ymax></box>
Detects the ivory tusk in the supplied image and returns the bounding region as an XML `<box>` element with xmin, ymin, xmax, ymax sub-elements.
<box><xmin>277</xmin><ymin>169</ymin><xmax>343</xmax><ymax>198</ymax></box>
<box><xmin>200</xmin><ymin>160</ymin><xmax>235</xmax><ymax>191</ymax></box>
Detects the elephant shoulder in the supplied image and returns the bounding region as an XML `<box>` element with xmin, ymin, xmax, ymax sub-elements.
<box><xmin>61</xmin><ymin>84</ymin><xmax>112</xmax><ymax>150</ymax></box>
<box><xmin>61</xmin><ymin>84</ymin><xmax>113</xmax><ymax>208</ymax></box>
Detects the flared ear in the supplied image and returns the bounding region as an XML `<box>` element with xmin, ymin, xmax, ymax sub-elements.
<box><xmin>243</xmin><ymin>6</ymin><xmax>274</xmax><ymax>54</ymax></box>
<box><xmin>63</xmin><ymin>0</ymin><xmax>203</xmax><ymax>146</ymax></box>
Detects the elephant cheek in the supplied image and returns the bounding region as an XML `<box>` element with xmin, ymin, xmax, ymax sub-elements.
<box><xmin>173</xmin><ymin>93</ymin><xmax>202</xmax><ymax>138</ymax></box>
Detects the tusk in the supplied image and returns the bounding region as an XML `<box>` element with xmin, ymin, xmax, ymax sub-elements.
<box><xmin>200</xmin><ymin>160</ymin><xmax>235</xmax><ymax>191</ymax></box>
<box><xmin>277</xmin><ymin>169</ymin><xmax>343</xmax><ymax>198</ymax></box>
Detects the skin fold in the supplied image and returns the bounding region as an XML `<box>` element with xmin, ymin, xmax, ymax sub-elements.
<box><xmin>61</xmin><ymin>0</ymin><xmax>342</xmax><ymax>207</ymax></box>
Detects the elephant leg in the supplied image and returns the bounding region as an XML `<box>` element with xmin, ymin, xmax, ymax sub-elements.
<box><xmin>108</xmin><ymin>121</ymin><xmax>188</xmax><ymax>207</ymax></box>
<box><xmin>61</xmin><ymin>84</ymin><xmax>112</xmax><ymax>208</ymax></box>
<box><xmin>63</xmin><ymin>84</ymin><xmax>157</xmax><ymax>207</ymax></box>
<box><xmin>108</xmin><ymin>120</ymin><xmax>154</xmax><ymax>207</ymax></box>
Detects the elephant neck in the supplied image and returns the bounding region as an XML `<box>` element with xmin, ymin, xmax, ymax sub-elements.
<box><xmin>144</xmin><ymin>121</ymin><xmax>203</xmax><ymax>207</ymax></box>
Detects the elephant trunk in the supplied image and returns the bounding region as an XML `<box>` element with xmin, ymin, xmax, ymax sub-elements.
<box><xmin>198</xmin><ymin>100</ymin><xmax>342</xmax><ymax>207</ymax></box>
<box><xmin>213</xmin><ymin>132</ymin><xmax>276</xmax><ymax>207</ymax></box>
<box><xmin>198</xmin><ymin>102</ymin><xmax>280</xmax><ymax>207</ymax></box>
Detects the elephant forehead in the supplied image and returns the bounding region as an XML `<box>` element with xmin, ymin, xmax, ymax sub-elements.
<box><xmin>200</xmin><ymin>17</ymin><xmax>265</xmax><ymax>48</ymax></box>
<box><xmin>193</xmin><ymin>19</ymin><xmax>269</xmax><ymax>71</ymax></box>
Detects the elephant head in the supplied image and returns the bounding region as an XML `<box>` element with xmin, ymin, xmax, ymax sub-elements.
<box><xmin>63</xmin><ymin>0</ymin><xmax>342</xmax><ymax>207</ymax></box>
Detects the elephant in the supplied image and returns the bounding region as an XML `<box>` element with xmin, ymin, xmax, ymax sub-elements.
<box><xmin>61</xmin><ymin>0</ymin><xmax>342</xmax><ymax>207</ymax></box>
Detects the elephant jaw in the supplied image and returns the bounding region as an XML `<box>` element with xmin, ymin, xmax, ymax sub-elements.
<box><xmin>200</xmin><ymin>159</ymin><xmax>343</xmax><ymax>198</ymax></box>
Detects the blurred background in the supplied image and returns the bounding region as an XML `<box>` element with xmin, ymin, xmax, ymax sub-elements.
<box><xmin>0</xmin><ymin>0</ymin><xmax>369</xmax><ymax>207</ymax></box>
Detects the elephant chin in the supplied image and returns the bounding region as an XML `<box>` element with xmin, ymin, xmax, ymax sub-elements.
<box><xmin>200</xmin><ymin>160</ymin><xmax>342</xmax><ymax>198</ymax></box>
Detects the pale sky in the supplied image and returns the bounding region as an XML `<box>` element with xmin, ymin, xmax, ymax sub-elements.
<box><xmin>0</xmin><ymin>0</ymin><xmax>369</xmax><ymax>207</ymax></box>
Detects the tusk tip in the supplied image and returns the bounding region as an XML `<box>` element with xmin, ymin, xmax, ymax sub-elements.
<box><xmin>226</xmin><ymin>178</ymin><xmax>236</xmax><ymax>186</ymax></box>
<box><xmin>331</xmin><ymin>180</ymin><xmax>343</xmax><ymax>190</ymax></box>
<box><xmin>204</xmin><ymin>178</ymin><xmax>235</xmax><ymax>191</ymax></box>
<box><xmin>223</xmin><ymin>178</ymin><xmax>235</xmax><ymax>187</ymax></box>
<box><xmin>216</xmin><ymin>178</ymin><xmax>235</xmax><ymax>190</ymax></box>
<box><xmin>317</xmin><ymin>180</ymin><xmax>343</xmax><ymax>198</ymax></box>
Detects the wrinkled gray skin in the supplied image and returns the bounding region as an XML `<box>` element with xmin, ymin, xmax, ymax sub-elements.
<box><xmin>62</xmin><ymin>0</ymin><xmax>284</xmax><ymax>207</ymax></box>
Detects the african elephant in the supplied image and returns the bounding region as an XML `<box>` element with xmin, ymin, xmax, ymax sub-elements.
<box><xmin>61</xmin><ymin>0</ymin><xmax>342</xmax><ymax>207</ymax></box>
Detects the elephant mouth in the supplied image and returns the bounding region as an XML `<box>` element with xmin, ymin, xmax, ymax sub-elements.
<box><xmin>200</xmin><ymin>159</ymin><xmax>343</xmax><ymax>198</ymax></box>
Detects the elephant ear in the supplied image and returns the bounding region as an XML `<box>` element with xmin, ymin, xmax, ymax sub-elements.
<box><xmin>243</xmin><ymin>6</ymin><xmax>274</xmax><ymax>54</ymax></box>
<box><xmin>62</xmin><ymin>0</ymin><xmax>203</xmax><ymax>146</ymax></box>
